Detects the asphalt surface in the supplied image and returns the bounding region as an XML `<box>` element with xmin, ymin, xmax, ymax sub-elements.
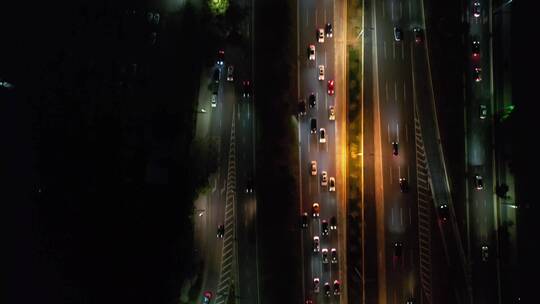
<box><xmin>297</xmin><ymin>0</ymin><xmax>344</xmax><ymax>303</ymax></box>
<box><xmin>465</xmin><ymin>1</ymin><xmax>500</xmax><ymax>303</ymax></box>
<box><xmin>368</xmin><ymin>0</ymin><xmax>427</xmax><ymax>302</ymax></box>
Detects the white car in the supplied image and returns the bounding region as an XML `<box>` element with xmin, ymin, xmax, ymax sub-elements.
<box><xmin>313</xmin><ymin>236</ymin><xmax>320</xmax><ymax>252</ymax></box>
<box><xmin>321</xmin><ymin>171</ymin><xmax>328</xmax><ymax>187</ymax></box>
<box><xmin>211</xmin><ymin>94</ymin><xmax>217</xmax><ymax>108</ymax></box>
<box><xmin>322</xmin><ymin>248</ymin><xmax>329</xmax><ymax>263</ymax></box>
<box><xmin>309</xmin><ymin>44</ymin><xmax>316</xmax><ymax>60</ymax></box>
<box><xmin>331</xmin><ymin>248</ymin><xmax>338</xmax><ymax>263</ymax></box>
<box><xmin>318</xmin><ymin>65</ymin><xmax>325</xmax><ymax>80</ymax></box>
<box><xmin>313</xmin><ymin>277</ymin><xmax>320</xmax><ymax>293</ymax></box>
<box><xmin>328</xmin><ymin>106</ymin><xmax>335</xmax><ymax>120</ymax></box>
<box><xmin>329</xmin><ymin>177</ymin><xmax>335</xmax><ymax>192</ymax></box>
<box><xmin>227</xmin><ymin>65</ymin><xmax>234</xmax><ymax>82</ymax></box>
<box><xmin>319</xmin><ymin>128</ymin><xmax>326</xmax><ymax>143</ymax></box>
<box><xmin>317</xmin><ymin>28</ymin><xmax>325</xmax><ymax>43</ymax></box>
<box><xmin>311</xmin><ymin>160</ymin><xmax>317</xmax><ymax>176</ymax></box>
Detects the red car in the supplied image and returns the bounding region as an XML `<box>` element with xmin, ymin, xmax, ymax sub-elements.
<box><xmin>327</xmin><ymin>80</ymin><xmax>335</xmax><ymax>95</ymax></box>
<box><xmin>202</xmin><ymin>291</ymin><xmax>212</xmax><ymax>303</ymax></box>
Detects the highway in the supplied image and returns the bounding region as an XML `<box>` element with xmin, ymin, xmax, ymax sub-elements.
<box><xmin>464</xmin><ymin>0</ymin><xmax>500</xmax><ymax>303</ymax></box>
<box><xmin>370</xmin><ymin>0</ymin><xmax>423</xmax><ymax>302</ymax></box>
<box><xmin>297</xmin><ymin>0</ymin><xmax>346</xmax><ymax>303</ymax></box>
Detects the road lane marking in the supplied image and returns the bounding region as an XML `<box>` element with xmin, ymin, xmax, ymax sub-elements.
<box><xmin>391</xmin><ymin>207</ymin><xmax>395</xmax><ymax>224</ymax></box>
<box><xmin>407</xmin><ymin>165</ymin><xmax>410</xmax><ymax>180</ymax></box>
<box><xmin>408</xmin><ymin>0</ymin><xmax>412</xmax><ymax>18</ymax></box>
<box><xmin>409</xmin><ymin>207</ymin><xmax>412</xmax><ymax>225</ymax></box>
<box><xmin>390</xmin><ymin>166</ymin><xmax>393</xmax><ymax>183</ymax></box>
<box><xmin>315</xmin><ymin>9</ymin><xmax>318</xmax><ymax>26</ymax></box>
<box><xmin>400</xmin><ymin>1</ymin><xmax>403</xmax><ymax>18</ymax></box>
<box><xmin>316</xmin><ymin>92</ymin><xmax>320</xmax><ymax>111</ymax></box>
<box><xmin>385</xmin><ymin>81</ymin><xmax>388</xmax><ymax>102</ymax></box>
<box><xmin>391</xmin><ymin>1</ymin><xmax>394</xmax><ymax>20</ymax></box>
<box><xmin>396</xmin><ymin>123</ymin><xmax>400</xmax><ymax>142</ymax></box>
<box><xmin>394</xmin><ymin>81</ymin><xmax>398</xmax><ymax>103</ymax></box>
<box><xmin>382</xmin><ymin>1</ymin><xmax>386</xmax><ymax>18</ymax></box>
<box><xmin>387</xmin><ymin>124</ymin><xmax>391</xmax><ymax>143</ymax></box>
<box><xmin>402</xmin><ymin>43</ymin><xmax>405</xmax><ymax>60</ymax></box>
<box><xmin>400</xmin><ymin>207</ymin><xmax>403</xmax><ymax>226</ymax></box>
<box><xmin>403</xmin><ymin>81</ymin><xmax>407</xmax><ymax>104</ymax></box>
<box><xmin>384</xmin><ymin>41</ymin><xmax>387</xmax><ymax>59</ymax></box>
<box><xmin>393</xmin><ymin>42</ymin><xmax>396</xmax><ymax>59</ymax></box>
<box><xmin>405</xmin><ymin>123</ymin><xmax>409</xmax><ymax>143</ymax></box>
<box><xmin>306</xmin><ymin>9</ymin><xmax>309</xmax><ymax>27</ymax></box>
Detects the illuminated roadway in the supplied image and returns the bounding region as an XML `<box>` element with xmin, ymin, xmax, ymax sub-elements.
<box><xmin>297</xmin><ymin>0</ymin><xmax>347</xmax><ymax>303</ymax></box>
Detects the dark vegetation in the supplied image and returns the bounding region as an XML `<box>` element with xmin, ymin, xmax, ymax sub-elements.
<box><xmin>2</xmin><ymin>0</ymin><xmax>226</xmax><ymax>303</ymax></box>
<box><xmin>254</xmin><ymin>0</ymin><xmax>302</xmax><ymax>303</ymax></box>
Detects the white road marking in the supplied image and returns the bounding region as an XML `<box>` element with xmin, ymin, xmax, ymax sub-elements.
<box><xmin>384</xmin><ymin>41</ymin><xmax>387</xmax><ymax>59</ymax></box>
<box><xmin>391</xmin><ymin>207</ymin><xmax>395</xmax><ymax>224</ymax></box>
<box><xmin>405</xmin><ymin>123</ymin><xmax>409</xmax><ymax>143</ymax></box>
<box><xmin>403</xmin><ymin>81</ymin><xmax>407</xmax><ymax>103</ymax></box>
<box><xmin>387</xmin><ymin>124</ymin><xmax>391</xmax><ymax>143</ymax></box>
<box><xmin>394</xmin><ymin>81</ymin><xmax>398</xmax><ymax>103</ymax></box>
<box><xmin>382</xmin><ymin>1</ymin><xmax>386</xmax><ymax>18</ymax></box>
<box><xmin>400</xmin><ymin>1</ymin><xmax>403</xmax><ymax>18</ymax></box>
<box><xmin>391</xmin><ymin>1</ymin><xmax>394</xmax><ymax>20</ymax></box>
<box><xmin>409</xmin><ymin>0</ymin><xmax>412</xmax><ymax>18</ymax></box>
<box><xmin>390</xmin><ymin>166</ymin><xmax>393</xmax><ymax>183</ymax></box>
<box><xmin>393</xmin><ymin>42</ymin><xmax>396</xmax><ymax>59</ymax></box>
<box><xmin>402</xmin><ymin>43</ymin><xmax>405</xmax><ymax>60</ymax></box>
<box><xmin>400</xmin><ymin>207</ymin><xmax>403</xmax><ymax>226</ymax></box>
<box><xmin>396</xmin><ymin>123</ymin><xmax>400</xmax><ymax>142</ymax></box>
<box><xmin>385</xmin><ymin>81</ymin><xmax>388</xmax><ymax>102</ymax></box>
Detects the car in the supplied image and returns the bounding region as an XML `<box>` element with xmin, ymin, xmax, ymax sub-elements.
<box><xmin>318</xmin><ymin>65</ymin><xmax>325</xmax><ymax>80</ymax></box>
<box><xmin>394</xmin><ymin>242</ymin><xmax>403</xmax><ymax>257</ymax></box>
<box><xmin>146</xmin><ymin>12</ymin><xmax>160</xmax><ymax>25</ymax></box>
<box><xmin>211</xmin><ymin>93</ymin><xmax>217</xmax><ymax>108</ymax></box>
<box><xmin>302</xmin><ymin>212</ymin><xmax>309</xmax><ymax>228</ymax></box>
<box><xmin>317</xmin><ymin>28</ymin><xmax>325</xmax><ymax>43</ymax></box>
<box><xmin>217</xmin><ymin>50</ymin><xmax>225</xmax><ymax>65</ymax></box>
<box><xmin>213</xmin><ymin>68</ymin><xmax>220</xmax><ymax>83</ymax></box>
<box><xmin>202</xmin><ymin>291</ymin><xmax>213</xmax><ymax>303</ymax></box>
<box><xmin>217</xmin><ymin>225</ymin><xmax>225</xmax><ymax>238</ymax></box>
<box><xmin>481</xmin><ymin>245</ymin><xmax>489</xmax><ymax>261</ymax></box>
<box><xmin>473</xmin><ymin>67</ymin><xmax>482</xmax><ymax>82</ymax></box>
<box><xmin>472</xmin><ymin>40</ymin><xmax>480</xmax><ymax>58</ymax></box>
<box><xmin>313</xmin><ymin>236</ymin><xmax>320</xmax><ymax>252</ymax></box>
<box><xmin>399</xmin><ymin>177</ymin><xmax>409</xmax><ymax>193</ymax></box>
<box><xmin>311</xmin><ymin>118</ymin><xmax>317</xmax><ymax>133</ymax></box>
<box><xmin>322</xmin><ymin>248</ymin><xmax>329</xmax><ymax>263</ymax></box>
<box><xmin>330</xmin><ymin>216</ymin><xmax>337</xmax><ymax>230</ymax></box>
<box><xmin>394</xmin><ymin>26</ymin><xmax>403</xmax><ymax>41</ymax></box>
<box><xmin>245</xmin><ymin>178</ymin><xmax>254</xmax><ymax>193</ymax></box>
<box><xmin>321</xmin><ymin>171</ymin><xmax>328</xmax><ymax>187</ymax></box>
<box><xmin>324</xmin><ymin>282</ymin><xmax>331</xmax><ymax>296</ymax></box>
<box><xmin>333</xmin><ymin>280</ymin><xmax>341</xmax><ymax>295</ymax></box>
<box><xmin>325</xmin><ymin>23</ymin><xmax>333</xmax><ymax>37</ymax></box>
<box><xmin>439</xmin><ymin>204</ymin><xmax>449</xmax><ymax>222</ymax></box>
<box><xmin>413</xmin><ymin>27</ymin><xmax>423</xmax><ymax>44</ymax></box>
<box><xmin>310</xmin><ymin>161</ymin><xmax>317</xmax><ymax>176</ymax></box>
<box><xmin>312</xmin><ymin>203</ymin><xmax>320</xmax><ymax>218</ymax></box>
<box><xmin>309</xmin><ymin>44</ymin><xmax>316</xmax><ymax>60</ymax></box>
<box><xmin>329</xmin><ymin>177</ymin><xmax>335</xmax><ymax>192</ymax></box>
<box><xmin>313</xmin><ymin>277</ymin><xmax>320</xmax><ymax>293</ymax></box>
<box><xmin>475</xmin><ymin>175</ymin><xmax>484</xmax><ymax>190</ymax></box>
<box><xmin>305</xmin><ymin>299</ymin><xmax>313</xmax><ymax>304</ymax></box>
<box><xmin>331</xmin><ymin>248</ymin><xmax>338</xmax><ymax>263</ymax></box>
<box><xmin>406</xmin><ymin>298</ymin><xmax>415</xmax><ymax>304</ymax></box>
<box><xmin>309</xmin><ymin>92</ymin><xmax>316</xmax><ymax>108</ymax></box>
<box><xmin>473</xmin><ymin>1</ymin><xmax>481</xmax><ymax>18</ymax></box>
<box><xmin>148</xmin><ymin>31</ymin><xmax>157</xmax><ymax>45</ymax></box>
<box><xmin>327</xmin><ymin>80</ymin><xmax>335</xmax><ymax>95</ymax></box>
<box><xmin>321</xmin><ymin>220</ymin><xmax>329</xmax><ymax>236</ymax></box>
<box><xmin>226</xmin><ymin>65</ymin><xmax>234</xmax><ymax>81</ymax></box>
<box><xmin>320</xmin><ymin>128</ymin><xmax>326</xmax><ymax>143</ymax></box>
<box><xmin>328</xmin><ymin>106</ymin><xmax>335</xmax><ymax>120</ymax></box>
<box><xmin>242</xmin><ymin>80</ymin><xmax>251</xmax><ymax>98</ymax></box>
<box><xmin>392</xmin><ymin>141</ymin><xmax>399</xmax><ymax>156</ymax></box>
<box><xmin>480</xmin><ymin>104</ymin><xmax>487</xmax><ymax>119</ymax></box>
<box><xmin>298</xmin><ymin>99</ymin><xmax>307</xmax><ymax>116</ymax></box>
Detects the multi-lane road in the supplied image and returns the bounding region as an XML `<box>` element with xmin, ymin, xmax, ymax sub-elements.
<box><xmin>297</xmin><ymin>0</ymin><xmax>346</xmax><ymax>303</ymax></box>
